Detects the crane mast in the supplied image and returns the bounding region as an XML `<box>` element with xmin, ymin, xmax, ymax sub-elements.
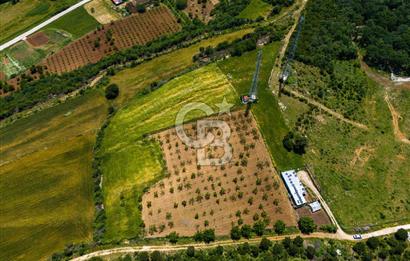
<box><xmin>241</xmin><ymin>50</ymin><xmax>263</xmax><ymax>116</ymax></box>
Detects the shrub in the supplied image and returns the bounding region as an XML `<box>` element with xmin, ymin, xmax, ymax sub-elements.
<box><xmin>230</xmin><ymin>226</ymin><xmax>241</xmax><ymax>240</ymax></box>
<box><xmin>366</xmin><ymin>237</ymin><xmax>379</xmax><ymax>250</ymax></box>
<box><xmin>241</xmin><ymin>224</ymin><xmax>252</xmax><ymax>239</ymax></box>
<box><xmin>274</xmin><ymin>220</ymin><xmax>286</xmax><ymax>234</ymax></box>
<box><xmin>298</xmin><ymin>217</ymin><xmax>316</xmax><ymax>234</ymax></box>
<box><xmin>394</xmin><ymin>228</ymin><xmax>408</xmax><ymax>241</ymax></box>
<box><xmin>167</xmin><ymin>232</ymin><xmax>179</xmax><ymax>244</ymax></box>
<box><xmin>186</xmin><ymin>246</ymin><xmax>195</xmax><ymax>257</ymax></box>
<box><xmin>259</xmin><ymin>237</ymin><xmax>272</xmax><ymax>251</ymax></box>
<box><xmin>176</xmin><ymin>0</ymin><xmax>187</xmax><ymax>10</ymax></box>
<box><xmin>253</xmin><ymin>221</ymin><xmax>266</xmax><ymax>236</ymax></box>
<box><xmin>319</xmin><ymin>224</ymin><xmax>337</xmax><ymax>233</ymax></box>
<box><xmin>105</xmin><ymin>84</ymin><xmax>119</xmax><ymax>100</ymax></box>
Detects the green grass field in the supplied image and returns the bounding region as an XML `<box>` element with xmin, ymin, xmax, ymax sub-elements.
<box><xmin>301</xmin><ymin>79</ymin><xmax>410</xmax><ymax>231</ymax></box>
<box><xmin>218</xmin><ymin>43</ymin><xmax>303</xmax><ymax>170</ymax></box>
<box><xmin>44</xmin><ymin>6</ymin><xmax>100</xmax><ymax>39</ymax></box>
<box><xmin>100</xmin><ymin>64</ymin><xmax>237</xmax><ymax>241</ymax></box>
<box><xmin>238</xmin><ymin>0</ymin><xmax>272</xmax><ymax>20</ymax></box>
<box><xmin>110</xmin><ymin>28</ymin><xmax>253</xmax><ymax>107</ymax></box>
<box><xmin>0</xmin><ymin>91</ymin><xmax>108</xmax><ymax>260</ymax></box>
<box><xmin>0</xmin><ymin>0</ymin><xmax>81</xmax><ymax>44</ymax></box>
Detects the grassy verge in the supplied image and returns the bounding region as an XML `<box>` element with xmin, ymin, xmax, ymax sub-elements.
<box><xmin>0</xmin><ymin>91</ymin><xmax>108</xmax><ymax>260</ymax></box>
<box><xmin>0</xmin><ymin>0</ymin><xmax>80</xmax><ymax>44</ymax></box>
<box><xmin>44</xmin><ymin>6</ymin><xmax>100</xmax><ymax>39</ymax></box>
<box><xmin>238</xmin><ymin>0</ymin><xmax>272</xmax><ymax>20</ymax></box>
<box><xmin>218</xmin><ymin>43</ymin><xmax>303</xmax><ymax>170</ymax></box>
<box><xmin>100</xmin><ymin>64</ymin><xmax>237</xmax><ymax>241</ymax></box>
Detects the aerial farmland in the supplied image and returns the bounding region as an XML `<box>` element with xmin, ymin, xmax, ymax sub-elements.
<box><xmin>0</xmin><ymin>0</ymin><xmax>409</xmax><ymax>260</ymax></box>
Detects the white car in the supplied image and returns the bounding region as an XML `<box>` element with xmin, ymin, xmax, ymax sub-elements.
<box><xmin>353</xmin><ymin>234</ymin><xmax>362</xmax><ymax>240</ymax></box>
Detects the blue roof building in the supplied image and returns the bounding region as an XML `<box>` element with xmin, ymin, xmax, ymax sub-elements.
<box><xmin>281</xmin><ymin>170</ymin><xmax>307</xmax><ymax>207</ymax></box>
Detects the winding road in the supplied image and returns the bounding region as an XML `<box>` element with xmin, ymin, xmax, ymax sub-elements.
<box><xmin>0</xmin><ymin>0</ymin><xmax>92</xmax><ymax>51</ymax></box>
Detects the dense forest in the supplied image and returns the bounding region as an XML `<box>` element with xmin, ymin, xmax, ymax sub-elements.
<box><xmin>295</xmin><ymin>0</ymin><xmax>410</xmax><ymax>75</ymax></box>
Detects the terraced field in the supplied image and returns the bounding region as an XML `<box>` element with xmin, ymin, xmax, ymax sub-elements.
<box><xmin>0</xmin><ymin>91</ymin><xmax>108</xmax><ymax>260</ymax></box>
<box><xmin>100</xmin><ymin>64</ymin><xmax>237</xmax><ymax>241</ymax></box>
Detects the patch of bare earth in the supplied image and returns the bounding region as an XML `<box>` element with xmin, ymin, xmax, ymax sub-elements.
<box><xmin>85</xmin><ymin>0</ymin><xmax>120</xmax><ymax>24</ymax></box>
<box><xmin>142</xmin><ymin>111</ymin><xmax>297</xmax><ymax>237</ymax></box>
<box><xmin>296</xmin><ymin>207</ymin><xmax>331</xmax><ymax>226</ymax></box>
<box><xmin>26</xmin><ymin>32</ymin><xmax>49</xmax><ymax>47</ymax></box>
<box><xmin>350</xmin><ymin>145</ymin><xmax>374</xmax><ymax>167</ymax></box>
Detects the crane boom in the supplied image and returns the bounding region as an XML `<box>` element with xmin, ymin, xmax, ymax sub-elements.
<box><xmin>249</xmin><ymin>50</ymin><xmax>263</xmax><ymax>98</ymax></box>
<box><xmin>240</xmin><ymin>49</ymin><xmax>263</xmax><ymax>116</ymax></box>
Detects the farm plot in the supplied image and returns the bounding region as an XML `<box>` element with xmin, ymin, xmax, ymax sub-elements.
<box><xmin>184</xmin><ymin>0</ymin><xmax>219</xmax><ymax>23</ymax></box>
<box><xmin>0</xmin><ymin>0</ymin><xmax>79</xmax><ymax>44</ymax></box>
<box><xmin>100</xmin><ymin>64</ymin><xmax>237</xmax><ymax>241</ymax></box>
<box><xmin>0</xmin><ymin>91</ymin><xmax>108</xmax><ymax>261</ymax></box>
<box><xmin>42</xmin><ymin>5</ymin><xmax>181</xmax><ymax>74</ymax></box>
<box><xmin>142</xmin><ymin>111</ymin><xmax>297</xmax><ymax>237</ymax></box>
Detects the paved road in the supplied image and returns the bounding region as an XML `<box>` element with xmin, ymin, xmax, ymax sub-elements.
<box><xmin>0</xmin><ymin>0</ymin><xmax>92</xmax><ymax>51</ymax></box>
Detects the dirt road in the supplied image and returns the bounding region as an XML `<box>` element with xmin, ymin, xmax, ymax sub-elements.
<box><xmin>286</xmin><ymin>89</ymin><xmax>369</xmax><ymax>130</ymax></box>
<box><xmin>72</xmin><ymin>224</ymin><xmax>410</xmax><ymax>260</ymax></box>
<box><xmin>358</xmin><ymin>55</ymin><xmax>409</xmax><ymax>144</ymax></box>
<box><xmin>384</xmin><ymin>94</ymin><xmax>410</xmax><ymax>145</ymax></box>
<box><xmin>269</xmin><ymin>0</ymin><xmax>309</xmax><ymax>92</ymax></box>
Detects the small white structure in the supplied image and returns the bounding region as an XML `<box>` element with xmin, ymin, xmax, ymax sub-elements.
<box><xmin>391</xmin><ymin>73</ymin><xmax>410</xmax><ymax>83</ymax></box>
<box><xmin>281</xmin><ymin>170</ymin><xmax>307</xmax><ymax>207</ymax></box>
<box><xmin>309</xmin><ymin>201</ymin><xmax>321</xmax><ymax>213</ymax></box>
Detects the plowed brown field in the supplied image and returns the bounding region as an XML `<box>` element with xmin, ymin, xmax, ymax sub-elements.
<box><xmin>142</xmin><ymin>111</ymin><xmax>297</xmax><ymax>237</ymax></box>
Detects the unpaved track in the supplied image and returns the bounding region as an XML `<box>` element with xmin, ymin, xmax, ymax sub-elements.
<box><xmin>269</xmin><ymin>0</ymin><xmax>309</xmax><ymax>91</ymax></box>
<box><xmin>359</xmin><ymin>55</ymin><xmax>410</xmax><ymax>144</ymax></box>
<box><xmin>287</xmin><ymin>89</ymin><xmax>369</xmax><ymax>130</ymax></box>
<box><xmin>384</xmin><ymin>94</ymin><xmax>410</xmax><ymax>145</ymax></box>
<box><xmin>73</xmin><ymin>224</ymin><xmax>410</xmax><ymax>261</ymax></box>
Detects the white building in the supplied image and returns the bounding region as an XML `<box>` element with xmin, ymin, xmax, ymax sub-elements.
<box><xmin>281</xmin><ymin>170</ymin><xmax>307</xmax><ymax>207</ymax></box>
<box><xmin>309</xmin><ymin>201</ymin><xmax>321</xmax><ymax>213</ymax></box>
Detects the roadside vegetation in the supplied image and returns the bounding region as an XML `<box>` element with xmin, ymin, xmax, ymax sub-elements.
<box><xmin>0</xmin><ymin>0</ymin><xmax>80</xmax><ymax>44</ymax></box>
<box><xmin>91</xmin><ymin>231</ymin><xmax>410</xmax><ymax>261</ymax></box>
